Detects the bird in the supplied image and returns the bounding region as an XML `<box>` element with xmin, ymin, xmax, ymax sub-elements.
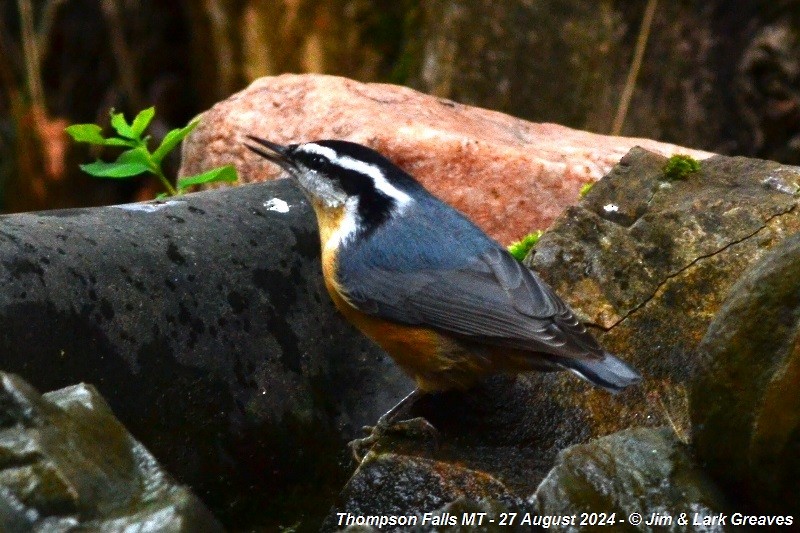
<box><xmin>245</xmin><ymin>136</ymin><xmax>641</xmax><ymax>459</ymax></box>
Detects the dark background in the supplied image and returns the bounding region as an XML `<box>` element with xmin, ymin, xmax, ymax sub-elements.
<box><xmin>1</xmin><ymin>0</ymin><xmax>798</xmax><ymax>214</ymax></box>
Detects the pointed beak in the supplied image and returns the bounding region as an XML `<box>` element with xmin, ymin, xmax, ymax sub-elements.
<box><xmin>244</xmin><ymin>136</ymin><xmax>297</xmax><ymax>174</ymax></box>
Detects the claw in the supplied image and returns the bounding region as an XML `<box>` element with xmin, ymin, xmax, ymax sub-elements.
<box><xmin>348</xmin><ymin>432</ymin><xmax>379</xmax><ymax>463</ymax></box>
<box><xmin>347</xmin><ymin>416</ymin><xmax>440</xmax><ymax>463</ymax></box>
<box><xmin>349</xmin><ymin>389</ymin><xmax>434</xmax><ymax>462</ymax></box>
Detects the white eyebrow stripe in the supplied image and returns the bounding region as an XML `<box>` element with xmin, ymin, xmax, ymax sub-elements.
<box><xmin>300</xmin><ymin>143</ymin><xmax>412</xmax><ymax>206</ymax></box>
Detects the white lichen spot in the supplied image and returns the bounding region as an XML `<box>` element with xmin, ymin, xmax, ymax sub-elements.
<box><xmin>603</xmin><ymin>203</ymin><xmax>619</xmax><ymax>213</ymax></box>
<box><xmin>264</xmin><ymin>198</ymin><xmax>290</xmax><ymax>213</ymax></box>
<box><xmin>762</xmin><ymin>176</ymin><xmax>799</xmax><ymax>195</ymax></box>
<box><xmin>113</xmin><ymin>200</ymin><xmax>185</xmax><ymax>213</ymax></box>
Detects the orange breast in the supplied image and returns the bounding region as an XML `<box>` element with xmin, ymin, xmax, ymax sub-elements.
<box><xmin>321</xmin><ymin>251</ymin><xmax>442</xmax><ymax>388</ymax></box>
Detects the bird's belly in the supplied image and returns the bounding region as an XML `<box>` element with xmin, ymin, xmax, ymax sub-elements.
<box><xmin>322</xmin><ymin>275</ymin><xmax>491</xmax><ymax>391</ymax></box>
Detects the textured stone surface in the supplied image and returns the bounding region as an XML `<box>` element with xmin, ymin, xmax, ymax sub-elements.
<box><xmin>532</xmin><ymin>428</ymin><xmax>732</xmax><ymax>533</ymax></box>
<box><xmin>323</xmin><ymin>451</ymin><xmax>532</xmax><ymax>533</ymax></box>
<box><xmin>692</xmin><ymin>233</ymin><xmax>800</xmax><ymax>516</ymax></box>
<box><xmin>527</xmin><ymin>148</ymin><xmax>800</xmax><ymax>441</ymax></box>
<box><xmin>0</xmin><ymin>180</ymin><xmax>410</xmax><ymax>529</ymax></box>
<box><xmin>179</xmin><ymin>73</ymin><xmax>712</xmax><ymax>244</ymax></box>
<box><xmin>0</xmin><ymin>372</ymin><xmax>222</xmax><ymax>532</ymax></box>
<box><xmin>322</xmin><ymin>373</ymin><xmax>608</xmax><ymax>531</ymax></box>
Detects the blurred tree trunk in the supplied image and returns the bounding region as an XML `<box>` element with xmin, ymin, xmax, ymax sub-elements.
<box><xmin>408</xmin><ymin>0</ymin><xmax>623</xmax><ymax>129</ymax></box>
<box><xmin>405</xmin><ymin>0</ymin><xmax>800</xmax><ymax>164</ymax></box>
<box><xmin>184</xmin><ymin>0</ymin><xmax>419</xmax><ymax>107</ymax></box>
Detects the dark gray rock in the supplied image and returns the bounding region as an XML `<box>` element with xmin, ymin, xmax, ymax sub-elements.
<box><xmin>692</xmin><ymin>232</ymin><xmax>800</xmax><ymax>516</ymax></box>
<box><xmin>321</xmin><ymin>371</ymin><xmax>597</xmax><ymax>531</ymax></box>
<box><xmin>324</xmin><ymin>450</ymin><xmax>533</xmax><ymax>533</ymax></box>
<box><xmin>532</xmin><ymin>427</ymin><xmax>734</xmax><ymax>533</ymax></box>
<box><xmin>0</xmin><ymin>179</ymin><xmax>411</xmax><ymax>529</ymax></box>
<box><xmin>0</xmin><ymin>371</ymin><xmax>222</xmax><ymax>532</ymax></box>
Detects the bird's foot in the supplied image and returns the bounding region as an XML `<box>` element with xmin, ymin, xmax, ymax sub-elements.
<box><xmin>348</xmin><ymin>416</ymin><xmax>438</xmax><ymax>463</ymax></box>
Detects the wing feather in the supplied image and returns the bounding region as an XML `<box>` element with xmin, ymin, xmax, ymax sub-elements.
<box><xmin>340</xmin><ymin>243</ymin><xmax>603</xmax><ymax>361</ymax></box>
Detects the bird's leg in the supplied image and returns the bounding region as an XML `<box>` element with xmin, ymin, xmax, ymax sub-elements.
<box><xmin>348</xmin><ymin>388</ymin><xmax>438</xmax><ymax>461</ymax></box>
<box><xmin>372</xmin><ymin>388</ymin><xmax>424</xmax><ymax>428</ymax></box>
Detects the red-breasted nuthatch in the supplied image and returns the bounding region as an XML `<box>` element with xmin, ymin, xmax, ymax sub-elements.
<box><xmin>245</xmin><ymin>137</ymin><xmax>641</xmax><ymax>459</ymax></box>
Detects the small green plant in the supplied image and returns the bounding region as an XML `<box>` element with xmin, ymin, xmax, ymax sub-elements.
<box><xmin>507</xmin><ymin>230</ymin><xmax>543</xmax><ymax>261</ymax></box>
<box><xmin>65</xmin><ymin>107</ymin><xmax>236</xmax><ymax>197</ymax></box>
<box><xmin>579</xmin><ymin>182</ymin><xmax>594</xmax><ymax>197</ymax></box>
<box><xmin>663</xmin><ymin>154</ymin><xmax>700</xmax><ymax>181</ymax></box>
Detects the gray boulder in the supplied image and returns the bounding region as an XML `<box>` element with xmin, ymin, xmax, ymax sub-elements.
<box><xmin>692</xmin><ymin>232</ymin><xmax>800</xmax><ymax>516</ymax></box>
<box><xmin>0</xmin><ymin>180</ymin><xmax>410</xmax><ymax>529</ymax></box>
<box><xmin>0</xmin><ymin>372</ymin><xmax>221</xmax><ymax>531</ymax></box>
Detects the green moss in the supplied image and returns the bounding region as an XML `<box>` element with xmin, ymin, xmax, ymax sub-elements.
<box><xmin>507</xmin><ymin>230</ymin><xmax>543</xmax><ymax>261</ymax></box>
<box><xmin>663</xmin><ymin>154</ymin><xmax>701</xmax><ymax>181</ymax></box>
<box><xmin>579</xmin><ymin>182</ymin><xmax>594</xmax><ymax>197</ymax></box>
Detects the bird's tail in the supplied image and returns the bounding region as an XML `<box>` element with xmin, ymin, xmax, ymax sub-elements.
<box><xmin>557</xmin><ymin>352</ymin><xmax>642</xmax><ymax>394</ymax></box>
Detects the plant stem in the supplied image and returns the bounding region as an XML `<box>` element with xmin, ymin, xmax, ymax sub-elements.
<box><xmin>154</xmin><ymin>168</ymin><xmax>177</xmax><ymax>196</ymax></box>
<box><xmin>101</xmin><ymin>0</ymin><xmax>144</xmax><ymax>109</ymax></box>
<box><xmin>17</xmin><ymin>0</ymin><xmax>45</xmax><ymax>109</ymax></box>
<box><xmin>611</xmin><ymin>0</ymin><xmax>658</xmax><ymax>136</ymax></box>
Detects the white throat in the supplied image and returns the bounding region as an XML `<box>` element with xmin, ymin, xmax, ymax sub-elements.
<box><xmin>323</xmin><ymin>196</ymin><xmax>360</xmax><ymax>253</ymax></box>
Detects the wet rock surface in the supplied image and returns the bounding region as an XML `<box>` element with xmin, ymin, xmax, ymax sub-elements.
<box><xmin>0</xmin><ymin>180</ymin><xmax>409</xmax><ymax>529</ymax></box>
<box><xmin>180</xmin><ymin>73</ymin><xmax>711</xmax><ymax>244</ymax></box>
<box><xmin>320</xmin><ymin>373</ymin><xmax>618</xmax><ymax>531</ymax></box>
<box><xmin>0</xmin><ymin>372</ymin><xmax>221</xmax><ymax>532</ymax></box>
<box><xmin>532</xmin><ymin>427</ymin><xmax>733</xmax><ymax>533</ymax></box>
<box><xmin>692</xmin><ymin>232</ymin><xmax>800</xmax><ymax>516</ymax></box>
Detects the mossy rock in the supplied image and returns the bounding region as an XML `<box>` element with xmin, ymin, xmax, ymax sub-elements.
<box><xmin>528</xmin><ymin>147</ymin><xmax>800</xmax><ymax>443</ymax></box>
<box><xmin>692</xmin><ymin>232</ymin><xmax>800</xmax><ymax>515</ymax></box>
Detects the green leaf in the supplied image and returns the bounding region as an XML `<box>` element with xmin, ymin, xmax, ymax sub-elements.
<box><xmin>65</xmin><ymin>124</ymin><xmax>106</xmax><ymax>144</ymax></box>
<box><xmin>116</xmin><ymin>147</ymin><xmax>154</xmax><ymax>168</ymax></box>
<box><xmin>177</xmin><ymin>165</ymin><xmax>237</xmax><ymax>190</ymax></box>
<box><xmin>103</xmin><ymin>137</ymin><xmax>137</xmax><ymax>147</ymax></box>
<box><xmin>80</xmin><ymin>160</ymin><xmax>151</xmax><ymax>178</ymax></box>
<box><xmin>65</xmin><ymin>123</ymin><xmax>139</xmax><ymax>147</ymax></box>
<box><xmin>152</xmin><ymin>119</ymin><xmax>199</xmax><ymax>163</ymax></box>
<box><xmin>110</xmin><ymin>110</ymin><xmax>136</xmax><ymax>139</ymax></box>
<box><xmin>130</xmin><ymin>107</ymin><xmax>156</xmax><ymax>137</ymax></box>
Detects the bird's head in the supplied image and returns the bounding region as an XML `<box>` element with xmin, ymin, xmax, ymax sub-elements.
<box><xmin>246</xmin><ymin>137</ymin><xmax>421</xmax><ymax>242</ymax></box>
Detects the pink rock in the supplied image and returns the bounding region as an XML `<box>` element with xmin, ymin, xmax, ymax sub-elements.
<box><xmin>180</xmin><ymin>74</ymin><xmax>712</xmax><ymax>244</ymax></box>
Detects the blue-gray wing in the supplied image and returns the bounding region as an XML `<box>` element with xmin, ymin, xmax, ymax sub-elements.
<box><xmin>339</xmin><ymin>245</ymin><xmax>604</xmax><ymax>360</ymax></box>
